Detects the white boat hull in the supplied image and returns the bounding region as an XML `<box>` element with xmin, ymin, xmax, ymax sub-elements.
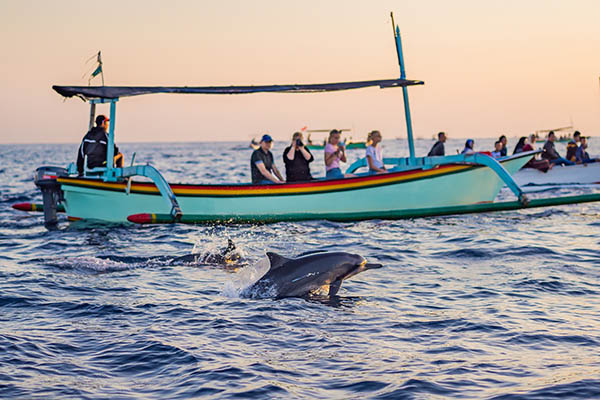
<box><xmin>514</xmin><ymin>163</ymin><xmax>600</xmax><ymax>187</ymax></box>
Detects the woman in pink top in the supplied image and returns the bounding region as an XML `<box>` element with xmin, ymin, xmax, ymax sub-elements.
<box><xmin>324</xmin><ymin>129</ymin><xmax>347</xmax><ymax>179</ymax></box>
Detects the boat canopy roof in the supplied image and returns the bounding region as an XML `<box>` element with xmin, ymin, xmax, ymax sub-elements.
<box><xmin>53</xmin><ymin>78</ymin><xmax>424</xmax><ymax>100</ymax></box>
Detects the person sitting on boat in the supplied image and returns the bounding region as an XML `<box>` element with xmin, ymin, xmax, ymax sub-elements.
<box><xmin>565</xmin><ymin>131</ymin><xmax>581</xmax><ymax>162</ymax></box>
<box><xmin>365</xmin><ymin>130</ymin><xmax>386</xmax><ymax>174</ymax></box>
<box><xmin>76</xmin><ymin>114</ymin><xmax>123</xmax><ymax>176</ymax></box>
<box><xmin>325</xmin><ymin>129</ymin><xmax>349</xmax><ymax>179</ymax></box>
<box><xmin>520</xmin><ymin>133</ymin><xmax>551</xmax><ymax>172</ymax></box>
<box><xmin>250</xmin><ymin>134</ymin><xmax>284</xmax><ymax>184</ymax></box>
<box><xmin>491</xmin><ymin>141</ymin><xmax>503</xmax><ymax>159</ymax></box>
<box><xmin>498</xmin><ymin>135</ymin><xmax>508</xmax><ymax>157</ymax></box>
<box><xmin>283</xmin><ymin>132</ymin><xmax>314</xmax><ymax>182</ymax></box>
<box><xmin>575</xmin><ymin>136</ymin><xmax>597</xmax><ymax>164</ymax></box>
<box><xmin>513</xmin><ymin>137</ymin><xmax>527</xmax><ymax>154</ymax></box>
<box><xmin>461</xmin><ymin>139</ymin><xmax>475</xmax><ymax>154</ymax></box>
<box><xmin>542</xmin><ymin>131</ymin><xmax>575</xmax><ymax>166</ymax></box>
<box><xmin>427</xmin><ymin>132</ymin><xmax>446</xmax><ymax>156</ymax></box>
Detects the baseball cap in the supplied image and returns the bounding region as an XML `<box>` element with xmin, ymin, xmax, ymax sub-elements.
<box><xmin>95</xmin><ymin>115</ymin><xmax>109</xmax><ymax>125</ymax></box>
<box><xmin>260</xmin><ymin>134</ymin><xmax>273</xmax><ymax>142</ymax></box>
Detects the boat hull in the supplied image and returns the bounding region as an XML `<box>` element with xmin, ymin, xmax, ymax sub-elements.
<box><xmin>514</xmin><ymin>163</ymin><xmax>600</xmax><ymax>187</ymax></box>
<box><xmin>58</xmin><ymin>154</ymin><xmax>531</xmax><ymax>223</ymax></box>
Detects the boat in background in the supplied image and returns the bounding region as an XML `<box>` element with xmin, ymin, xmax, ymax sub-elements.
<box><xmin>535</xmin><ymin>125</ymin><xmax>573</xmax><ymax>143</ymax></box>
<box><xmin>305</xmin><ymin>129</ymin><xmax>366</xmax><ymax>150</ymax></box>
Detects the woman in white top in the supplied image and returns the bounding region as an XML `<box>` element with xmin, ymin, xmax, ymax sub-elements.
<box><xmin>365</xmin><ymin>130</ymin><xmax>386</xmax><ymax>174</ymax></box>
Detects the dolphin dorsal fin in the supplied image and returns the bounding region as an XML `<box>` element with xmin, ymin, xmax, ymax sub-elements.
<box><xmin>266</xmin><ymin>252</ymin><xmax>290</xmax><ymax>271</ymax></box>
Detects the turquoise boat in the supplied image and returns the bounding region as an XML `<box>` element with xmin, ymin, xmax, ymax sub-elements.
<box><xmin>22</xmin><ymin>16</ymin><xmax>599</xmax><ymax>227</ymax></box>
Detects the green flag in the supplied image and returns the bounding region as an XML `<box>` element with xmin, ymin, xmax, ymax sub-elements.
<box><xmin>91</xmin><ymin>64</ymin><xmax>102</xmax><ymax>78</ymax></box>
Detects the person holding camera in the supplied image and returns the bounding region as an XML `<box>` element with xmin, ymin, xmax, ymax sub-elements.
<box><xmin>283</xmin><ymin>132</ymin><xmax>314</xmax><ymax>182</ymax></box>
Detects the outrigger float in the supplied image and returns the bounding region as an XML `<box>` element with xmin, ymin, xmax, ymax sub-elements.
<box><xmin>15</xmin><ymin>16</ymin><xmax>600</xmax><ymax>227</ymax></box>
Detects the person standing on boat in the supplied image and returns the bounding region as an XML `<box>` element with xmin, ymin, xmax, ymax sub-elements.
<box><xmin>250</xmin><ymin>134</ymin><xmax>284</xmax><ymax>184</ymax></box>
<box><xmin>365</xmin><ymin>130</ymin><xmax>387</xmax><ymax>173</ymax></box>
<box><xmin>325</xmin><ymin>129</ymin><xmax>348</xmax><ymax>179</ymax></box>
<box><xmin>498</xmin><ymin>135</ymin><xmax>508</xmax><ymax>157</ymax></box>
<box><xmin>566</xmin><ymin>131</ymin><xmax>581</xmax><ymax>162</ymax></box>
<box><xmin>76</xmin><ymin>115</ymin><xmax>123</xmax><ymax>176</ymax></box>
<box><xmin>542</xmin><ymin>131</ymin><xmax>575</xmax><ymax>166</ymax></box>
<box><xmin>427</xmin><ymin>132</ymin><xmax>446</xmax><ymax>156</ymax></box>
<box><xmin>283</xmin><ymin>132</ymin><xmax>314</xmax><ymax>182</ymax></box>
<box><xmin>461</xmin><ymin>139</ymin><xmax>475</xmax><ymax>154</ymax></box>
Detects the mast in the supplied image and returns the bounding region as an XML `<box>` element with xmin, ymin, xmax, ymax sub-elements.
<box><xmin>391</xmin><ymin>12</ymin><xmax>416</xmax><ymax>164</ymax></box>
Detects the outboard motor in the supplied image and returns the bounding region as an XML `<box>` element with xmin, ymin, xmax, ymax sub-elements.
<box><xmin>34</xmin><ymin>166</ymin><xmax>67</xmax><ymax>228</ymax></box>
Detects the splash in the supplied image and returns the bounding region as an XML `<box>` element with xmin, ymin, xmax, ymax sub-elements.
<box><xmin>222</xmin><ymin>255</ymin><xmax>272</xmax><ymax>298</ymax></box>
<box><xmin>48</xmin><ymin>256</ymin><xmax>134</xmax><ymax>273</ymax></box>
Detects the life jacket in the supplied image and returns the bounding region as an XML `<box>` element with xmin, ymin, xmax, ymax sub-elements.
<box><xmin>565</xmin><ymin>140</ymin><xmax>578</xmax><ymax>162</ymax></box>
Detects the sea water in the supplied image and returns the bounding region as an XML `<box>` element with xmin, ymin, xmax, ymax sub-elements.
<box><xmin>1</xmin><ymin>138</ymin><xmax>599</xmax><ymax>399</ymax></box>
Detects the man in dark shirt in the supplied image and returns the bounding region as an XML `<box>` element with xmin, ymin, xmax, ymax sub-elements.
<box><xmin>77</xmin><ymin>115</ymin><xmax>123</xmax><ymax>176</ymax></box>
<box><xmin>427</xmin><ymin>131</ymin><xmax>446</xmax><ymax>156</ymax></box>
<box><xmin>250</xmin><ymin>134</ymin><xmax>284</xmax><ymax>184</ymax></box>
<box><xmin>283</xmin><ymin>132</ymin><xmax>314</xmax><ymax>182</ymax></box>
<box><xmin>542</xmin><ymin>131</ymin><xmax>574</xmax><ymax>166</ymax></box>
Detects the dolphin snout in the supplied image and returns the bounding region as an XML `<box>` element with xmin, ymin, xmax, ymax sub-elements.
<box><xmin>363</xmin><ymin>263</ymin><xmax>383</xmax><ymax>270</ymax></box>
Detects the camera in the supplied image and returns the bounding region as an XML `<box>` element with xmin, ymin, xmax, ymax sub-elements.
<box><xmin>296</xmin><ymin>139</ymin><xmax>303</xmax><ymax>147</ymax></box>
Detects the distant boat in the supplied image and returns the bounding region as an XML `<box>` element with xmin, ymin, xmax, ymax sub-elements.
<box><xmin>535</xmin><ymin>125</ymin><xmax>573</xmax><ymax>143</ymax></box>
<box><xmin>305</xmin><ymin>129</ymin><xmax>366</xmax><ymax>150</ymax></box>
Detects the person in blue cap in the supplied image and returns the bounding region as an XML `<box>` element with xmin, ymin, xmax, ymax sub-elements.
<box><xmin>250</xmin><ymin>134</ymin><xmax>284</xmax><ymax>184</ymax></box>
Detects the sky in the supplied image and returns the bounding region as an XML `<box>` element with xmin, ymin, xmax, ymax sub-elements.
<box><xmin>1</xmin><ymin>0</ymin><xmax>599</xmax><ymax>144</ymax></box>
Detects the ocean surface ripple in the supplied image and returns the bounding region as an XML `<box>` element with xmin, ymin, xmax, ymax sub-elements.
<box><xmin>1</xmin><ymin>139</ymin><xmax>599</xmax><ymax>399</ymax></box>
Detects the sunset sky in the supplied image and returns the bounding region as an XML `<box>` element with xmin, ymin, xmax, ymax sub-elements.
<box><xmin>1</xmin><ymin>0</ymin><xmax>599</xmax><ymax>143</ymax></box>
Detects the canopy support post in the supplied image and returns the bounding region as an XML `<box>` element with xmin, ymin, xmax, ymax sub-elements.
<box><xmin>105</xmin><ymin>98</ymin><xmax>118</xmax><ymax>181</ymax></box>
<box><xmin>391</xmin><ymin>14</ymin><xmax>416</xmax><ymax>165</ymax></box>
<box><xmin>88</xmin><ymin>103</ymin><xmax>96</xmax><ymax>131</ymax></box>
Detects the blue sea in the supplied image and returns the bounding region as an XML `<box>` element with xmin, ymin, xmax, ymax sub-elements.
<box><xmin>1</xmin><ymin>138</ymin><xmax>600</xmax><ymax>399</ymax></box>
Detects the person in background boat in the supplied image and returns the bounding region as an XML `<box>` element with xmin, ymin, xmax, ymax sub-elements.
<box><xmin>520</xmin><ymin>133</ymin><xmax>551</xmax><ymax>172</ymax></box>
<box><xmin>565</xmin><ymin>131</ymin><xmax>581</xmax><ymax>162</ymax></box>
<box><xmin>491</xmin><ymin>141</ymin><xmax>503</xmax><ymax>159</ymax></box>
<box><xmin>523</xmin><ymin>134</ymin><xmax>536</xmax><ymax>152</ymax></box>
<box><xmin>427</xmin><ymin>132</ymin><xmax>446</xmax><ymax>156</ymax></box>
<box><xmin>513</xmin><ymin>137</ymin><xmax>527</xmax><ymax>154</ymax></box>
<box><xmin>76</xmin><ymin>115</ymin><xmax>123</xmax><ymax>176</ymax></box>
<box><xmin>283</xmin><ymin>132</ymin><xmax>314</xmax><ymax>182</ymax></box>
<box><xmin>365</xmin><ymin>130</ymin><xmax>386</xmax><ymax>174</ymax></box>
<box><xmin>250</xmin><ymin>134</ymin><xmax>284</xmax><ymax>184</ymax></box>
<box><xmin>498</xmin><ymin>135</ymin><xmax>508</xmax><ymax>157</ymax></box>
<box><xmin>575</xmin><ymin>136</ymin><xmax>598</xmax><ymax>164</ymax></box>
<box><xmin>461</xmin><ymin>139</ymin><xmax>475</xmax><ymax>154</ymax></box>
<box><xmin>542</xmin><ymin>131</ymin><xmax>575</xmax><ymax>166</ymax></box>
<box><xmin>325</xmin><ymin>129</ymin><xmax>349</xmax><ymax>179</ymax></box>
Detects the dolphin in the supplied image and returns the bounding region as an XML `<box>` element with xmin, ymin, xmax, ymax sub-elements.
<box><xmin>242</xmin><ymin>251</ymin><xmax>383</xmax><ymax>299</ymax></box>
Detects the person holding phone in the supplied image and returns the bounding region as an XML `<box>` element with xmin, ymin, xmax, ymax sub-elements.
<box><xmin>283</xmin><ymin>132</ymin><xmax>314</xmax><ymax>182</ymax></box>
<box><xmin>325</xmin><ymin>129</ymin><xmax>349</xmax><ymax>179</ymax></box>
